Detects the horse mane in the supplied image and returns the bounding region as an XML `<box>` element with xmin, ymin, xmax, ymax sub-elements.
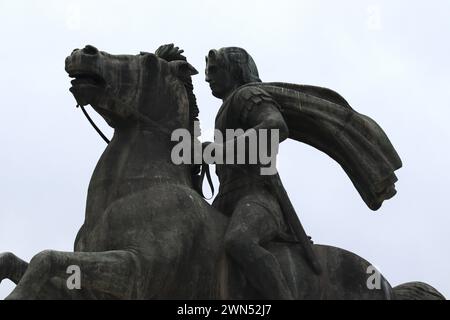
<box><xmin>184</xmin><ymin>78</ymin><xmax>200</xmax><ymax>137</ymax></box>
<box><xmin>184</xmin><ymin>74</ymin><xmax>202</xmax><ymax>179</ymax></box>
<box><xmin>181</xmin><ymin>73</ymin><xmax>202</xmax><ymax>177</ymax></box>
<box><xmin>155</xmin><ymin>44</ymin><xmax>202</xmax><ymax>178</ymax></box>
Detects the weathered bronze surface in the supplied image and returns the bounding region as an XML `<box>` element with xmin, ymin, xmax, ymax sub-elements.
<box><xmin>0</xmin><ymin>44</ymin><xmax>444</xmax><ymax>300</ymax></box>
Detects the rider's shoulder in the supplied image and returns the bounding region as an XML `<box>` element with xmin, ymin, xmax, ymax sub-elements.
<box><xmin>233</xmin><ymin>85</ymin><xmax>273</xmax><ymax>106</ymax></box>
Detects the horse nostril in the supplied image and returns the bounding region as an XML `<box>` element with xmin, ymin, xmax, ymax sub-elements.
<box><xmin>83</xmin><ymin>45</ymin><xmax>99</xmax><ymax>55</ymax></box>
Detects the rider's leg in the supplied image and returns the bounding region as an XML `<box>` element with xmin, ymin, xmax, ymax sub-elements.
<box><xmin>0</xmin><ymin>252</ymin><xmax>28</xmax><ymax>284</ymax></box>
<box><xmin>224</xmin><ymin>198</ymin><xmax>294</xmax><ymax>300</ymax></box>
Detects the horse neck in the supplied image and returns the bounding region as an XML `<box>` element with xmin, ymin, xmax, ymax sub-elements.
<box><xmin>88</xmin><ymin>123</ymin><xmax>192</xmax><ymax>202</ymax></box>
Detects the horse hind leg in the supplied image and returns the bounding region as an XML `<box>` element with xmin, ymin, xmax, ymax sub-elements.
<box><xmin>5</xmin><ymin>250</ymin><xmax>143</xmax><ymax>300</ymax></box>
<box><xmin>0</xmin><ymin>252</ymin><xmax>28</xmax><ymax>285</ymax></box>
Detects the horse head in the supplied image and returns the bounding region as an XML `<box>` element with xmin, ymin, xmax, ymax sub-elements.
<box><xmin>65</xmin><ymin>45</ymin><xmax>198</xmax><ymax>132</ymax></box>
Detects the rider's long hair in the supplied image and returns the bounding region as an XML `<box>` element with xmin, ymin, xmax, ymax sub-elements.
<box><xmin>210</xmin><ymin>47</ymin><xmax>262</xmax><ymax>85</ymax></box>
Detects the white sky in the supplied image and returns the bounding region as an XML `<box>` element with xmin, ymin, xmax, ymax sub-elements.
<box><xmin>0</xmin><ymin>0</ymin><xmax>449</xmax><ymax>299</ymax></box>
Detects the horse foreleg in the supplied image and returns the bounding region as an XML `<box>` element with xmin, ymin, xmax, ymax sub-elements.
<box><xmin>0</xmin><ymin>252</ymin><xmax>28</xmax><ymax>285</ymax></box>
<box><xmin>5</xmin><ymin>250</ymin><xmax>142</xmax><ymax>300</ymax></box>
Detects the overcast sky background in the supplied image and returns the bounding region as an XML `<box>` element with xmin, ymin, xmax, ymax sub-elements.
<box><xmin>0</xmin><ymin>0</ymin><xmax>449</xmax><ymax>299</ymax></box>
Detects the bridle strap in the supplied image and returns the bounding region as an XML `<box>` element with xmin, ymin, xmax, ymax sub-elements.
<box><xmin>77</xmin><ymin>104</ymin><xmax>172</xmax><ymax>142</ymax></box>
<box><xmin>198</xmin><ymin>161</ymin><xmax>215</xmax><ymax>200</ymax></box>
<box><xmin>78</xmin><ymin>105</ymin><xmax>111</xmax><ymax>144</ymax></box>
<box><xmin>77</xmin><ymin>104</ymin><xmax>215</xmax><ymax>199</ymax></box>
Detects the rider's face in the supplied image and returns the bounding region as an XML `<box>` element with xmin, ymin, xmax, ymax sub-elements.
<box><xmin>205</xmin><ymin>59</ymin><xmax>238</xmax><ymax>100</ymax></box>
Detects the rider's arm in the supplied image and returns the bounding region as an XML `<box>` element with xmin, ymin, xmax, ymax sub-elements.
<box><xmin>207</xmin><ymin>87</ymin><xmax>289</xmax><ymax>163</ymax></box>
<box><xmin>242</xmin><ymin>98</ymin><xmax>289</xmax><ymax>142</ymax></box>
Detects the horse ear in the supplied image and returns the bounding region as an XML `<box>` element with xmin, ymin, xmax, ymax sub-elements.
<box><xmin>169</xmin><ymin>60</ymin><xmax>199</xmax><ymax>79</ymax></box>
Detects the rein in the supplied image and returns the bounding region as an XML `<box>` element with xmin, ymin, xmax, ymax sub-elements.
<box><xmin>77</xmin><ymin>104</ymin><xmax>214</xmax><ymax>199</ymax></box>
<box><xmin>78</xmin><ymin>105</ymin><xmax>110</xmax><ymax>144</ymax></box>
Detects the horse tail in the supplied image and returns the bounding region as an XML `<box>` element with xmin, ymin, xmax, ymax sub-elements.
<box><xmin>393</xmin><ymin>282</ymin><xmax>445</xmax><ymax>300</ymax></box>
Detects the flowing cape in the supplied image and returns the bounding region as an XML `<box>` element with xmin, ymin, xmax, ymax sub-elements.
<box><xmin>243</xmin><ymin>82</ymin><xmax>402</xmax><ymax>211</ymax></box>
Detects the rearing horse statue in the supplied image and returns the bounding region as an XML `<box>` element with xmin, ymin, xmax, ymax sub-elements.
<box><xmin>0</xmin><ymin>45</ymin><xmax>444</xmax><ymax>300</ymax></box>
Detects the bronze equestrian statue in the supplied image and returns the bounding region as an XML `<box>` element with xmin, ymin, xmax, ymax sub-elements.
<box><xmin>0</xmin><ymin>44</ymin><xmax>444</xmax><ymax>300</ymax></box>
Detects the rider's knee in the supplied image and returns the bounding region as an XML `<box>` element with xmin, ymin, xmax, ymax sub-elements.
<box><xmin>224</xmin><ymin>231</ymin><xmax>257</xmax><ymax>257</ymax></box>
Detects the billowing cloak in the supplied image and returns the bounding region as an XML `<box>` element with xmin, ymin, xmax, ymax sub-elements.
<box><xmin>242</xmin><ymin>82</ymin><xmax>403</xmax><ymax>211</ymax></box>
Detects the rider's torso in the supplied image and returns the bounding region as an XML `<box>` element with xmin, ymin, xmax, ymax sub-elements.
<box><xmin>215</xmin><ymin>92</ymin><xmax>264</xmax><ymax>179</ymax></box>
<box><xmin>214</xmin><ymin>89</ymin><xmax>269</xmax><ymax>211</ymax></box>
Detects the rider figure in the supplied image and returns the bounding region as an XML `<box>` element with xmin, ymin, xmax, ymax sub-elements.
<box><xmin>205</xmin><ymin>47</ymin><xmax>294</xmax><ymax>299</ymax></box>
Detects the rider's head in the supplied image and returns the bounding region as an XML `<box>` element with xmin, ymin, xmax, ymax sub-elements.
<box><xmin>205</xmin><ymin>47</ymin><xmax>261</xmax><ymax>100</ymax></box>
